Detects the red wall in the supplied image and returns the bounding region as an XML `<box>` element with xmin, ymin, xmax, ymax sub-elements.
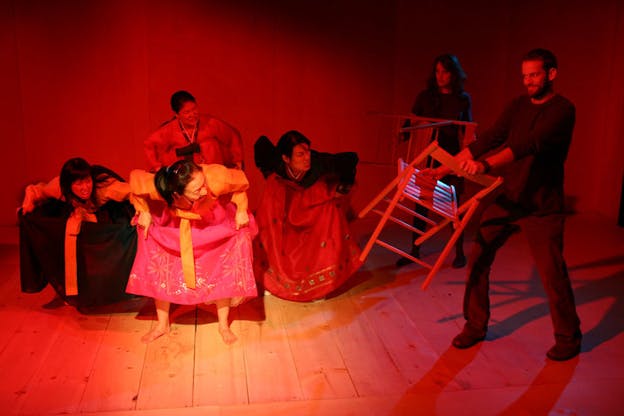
<box><xmin>2</xmin><ymin>0</ymin><xmax>623</xmax><ymax>225</ymax></box>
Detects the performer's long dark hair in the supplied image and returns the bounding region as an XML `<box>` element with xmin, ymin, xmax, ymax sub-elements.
<box><xmin>60</xmin><ymin>157</ymin><xmax>124</xmax><ymax>206</ymax></box>
<box><xmin>154</xmin><ymin>159</ymin><xmax>201</xmax><ymax>205</ymax></box>
<box><xmin>426</xmin><ymin>53</ymin><xmax>467</xmax><ymax>94</ymax></box>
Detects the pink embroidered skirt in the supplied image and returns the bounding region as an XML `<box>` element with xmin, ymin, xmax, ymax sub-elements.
<box><xmin>127</xmin><ymin>203</ymin><xmax>258</xmax><ymax>304</ymax></box>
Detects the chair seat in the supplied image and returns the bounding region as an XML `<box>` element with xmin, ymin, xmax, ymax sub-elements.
<box><xmin>399</xmin><ymin>159</ymin><xmax>458</xmax><ymax>219</ymax></box>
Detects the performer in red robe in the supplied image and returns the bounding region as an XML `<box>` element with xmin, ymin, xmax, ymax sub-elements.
<box><xmin>144</xmin><ymin>90</ymin><xmax>243</xmax><ymax>171</ymax></box>
<box><xmin>253</xmin><ymin>130</ymin><xmax>361</xmax><ymax>302</ymax></box>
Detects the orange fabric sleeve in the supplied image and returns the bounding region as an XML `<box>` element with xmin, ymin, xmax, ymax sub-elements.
<box><xmin>95</xmin><ymin>178</ymin><xmax>131</xmax><ymax>205</ymax></box>
<box><xmin>22</xmin><ymin>176</ymin><xmax>62</xmax><ymax>212</ymax></box>
<box><xmin>129</xmin><ymin>169</ymin><xmax>162</xmax><ymax>213</ymax></box>
<box><xmin>201</xmin><ymin>164</ymin><xmax>249</xmax><ymax>216</ymax></box>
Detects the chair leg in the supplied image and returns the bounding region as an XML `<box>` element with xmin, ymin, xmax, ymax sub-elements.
<box><xmin>359</xmin><ymin>173</ymin><xmax>412</xmax><ymax>262</ymax></box>
<box><xmin>420</xmin><ymin>201</ymin><xmax>478</xmax><ymax>289</ymax></box>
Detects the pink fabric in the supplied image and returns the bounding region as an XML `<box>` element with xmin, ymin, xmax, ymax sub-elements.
<box><xmin>254</xmin><ymin>175</ymin><xmax>362</xmax><ymax>301</ymax></box>
<box><xmin>127</xmin><ymin>201</ymin><xmax>258</xmax><ymax>305</ymax></box>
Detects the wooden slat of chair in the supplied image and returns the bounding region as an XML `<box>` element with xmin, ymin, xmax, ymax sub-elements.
<box><xmin>392</xmin><ymin>200</ymin><xmax>438</xmax><ymax>228</ymax></box>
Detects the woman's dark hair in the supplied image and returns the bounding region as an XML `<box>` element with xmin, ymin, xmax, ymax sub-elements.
<box><xmin>426</xmin><ymin>53</ymin><xmax>467</xmax><ymax>94</ymax></box>
<box><xmin>60</xmin><ymin>158</ymin><xmax>93</xmax><ymax>204</ymax></box>
<box><xmin>154</xmin><ymin>159</ymin><xmax>201</xmax><ymax>205</ymax></box>
<box><xmin>59</xmin><ymin>158</ymin><xmax>125</xmax><ymax>205</ymax></box>
<box><xmin>170</xmin><ymin>90</ymin><xmax>196</xmax><ymax>113</ymax></box>
<box><xmin>276</xmin><ymin>130</ymin><xmax>311</xmax><ymax>158</ymax></box>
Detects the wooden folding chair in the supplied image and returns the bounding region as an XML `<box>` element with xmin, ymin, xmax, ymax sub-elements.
<box><xmin>358</xmin><ymin>140</ymin><xmax>503</xmax><ymax>289</ymax></box>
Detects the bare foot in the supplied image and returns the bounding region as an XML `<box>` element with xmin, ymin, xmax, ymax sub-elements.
<box><xmin>218</xmin><ymin>326</ymin><xmax>238</xmax><ymax>345</ymax></box>
<box><xmin>141</xmin><ymin>326</ymin><xmax>169</xmax><ymax>344</ymax></box>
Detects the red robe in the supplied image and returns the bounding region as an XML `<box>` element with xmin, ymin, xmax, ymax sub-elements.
<box><xmin>144</xmin><ymin>114</ymin><xmax>243</xmax><ymax>170</ymax></box>
<box><xmin>254</xmin><ymin>174</ymin><xmax>362</xmax><ymax>301</ymax></box>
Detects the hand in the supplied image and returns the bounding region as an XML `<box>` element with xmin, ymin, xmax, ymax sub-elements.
<box><xmin>132</xmin><ymin>211</ymin><xmax>152</xmax><ymax>239</ymax></box>
<box><xmin>459</xmin><ymin>160</ymin><xmax>485</xmax><ymax>175</ymax></box>
<box><xmin>21</xmin><ymin>185</ymin><xmax>38</xmax><ymax>214</ymax></box>
<box><xmin>235</xmin><ymin>210</ymin><xmax>249</xmax><ymax>230</ymax></box>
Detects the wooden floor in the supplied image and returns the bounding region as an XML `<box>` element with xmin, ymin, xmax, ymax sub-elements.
<box><xmin>0</xmin><ymin>212</ymin><xmax>622</xmax><ymax>415</ymax></box>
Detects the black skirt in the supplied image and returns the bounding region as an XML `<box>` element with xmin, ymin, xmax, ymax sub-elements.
<box><xmin>19</xmin><ymin>199</ymin><xmax>138</xmax><ymax>308</ymax></box>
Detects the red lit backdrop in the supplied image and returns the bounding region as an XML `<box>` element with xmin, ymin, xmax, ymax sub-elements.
<box><xmin>1</xmin><ymin>0</ymin><xmax>623</xmax><ymax>225</ymax></box>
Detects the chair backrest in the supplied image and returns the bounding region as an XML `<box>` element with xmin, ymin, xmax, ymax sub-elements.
<box><xmin>399</xmin><ymin>115</ymin><xmax>477</xmax><ymax>164</ymax></box>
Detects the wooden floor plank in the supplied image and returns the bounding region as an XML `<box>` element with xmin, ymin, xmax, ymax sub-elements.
<box><xmin>353</xmin><ymin>286</ymin><xmax>461</xmax><ymax>388</ymax></box>
<box><xmin>319</xmin><ymin>293</ymin><xmax>408</xmax><ymax>397</ymax></box>
<box><xmin>79</xmin><ymin>307</ymin><xmax>152</xmax><ymax>413</ymax></box>
<box><xmin>0</xmin><ymin>256</ymin><xmax>55</xmax><ymax>355</ymax></box>
<box><xmin>135</xmin><ymin>305</ymin><xmax>197</xmax><ymax>410</ymax></box>
<box><xmin>241</xmin><ymin>295</ymin><xmax>303</xmax><ymax>404</ymax></box>
<box><xmin>277</xmin><ymin>298</ymin><xmax>358</xmax><ymax>401</ymax></box>
<box><xmin>389</xmin><ymin>270</ymin><xmax>518</xmax><ymax>391</ymax></box>
<box><xmin>16</xmin><ymin>311</ymin><xmax>110</xmax><ymax>415</ymax></box>
<box><xmin>0</xmin><ymin>300</ymin><xmax>73</xmax><ymax>415</ymax></box>
<box><xmin>192</xmin><ymin>306</ymin><xmax>249</xmax><ymax>406</ymax></box>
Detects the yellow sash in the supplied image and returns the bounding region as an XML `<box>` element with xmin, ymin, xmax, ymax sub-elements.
<box><xmin>64</xmin><ymin>208</ymin><xmax>97</xmax><ymax>296</ymax></box>
<box><xmin>173</xmin><ymin>209</ymin><xmax>202</xmax><ymax>289</ymax></box>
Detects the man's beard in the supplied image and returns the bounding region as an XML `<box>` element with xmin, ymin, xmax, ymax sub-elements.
<box><xmin>530</xmin><ymin>79</ymin><xmax>554</xmax><ymax>100</ymax></box>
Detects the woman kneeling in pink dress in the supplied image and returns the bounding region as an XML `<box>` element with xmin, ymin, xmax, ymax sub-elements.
<box><xmin>127</xmin><ymin>160</ymin><xmax>257</xmax><ymax>344</ymax></box>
